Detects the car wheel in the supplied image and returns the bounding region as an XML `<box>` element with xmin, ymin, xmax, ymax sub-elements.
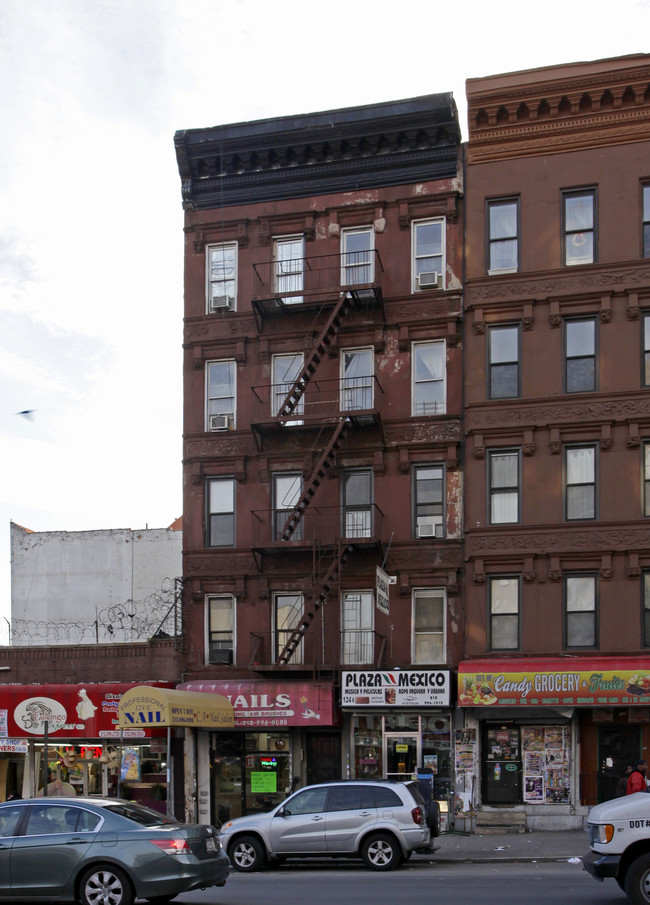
<box><xmin>229</xmin><ymin>835</ymin><xmax>266</xmax><ymax>872</ymax></box>
<box><xmin>361</xmin><ymin>833</ymin><xmax>401</xmax><ymax>871</ymax></box>
<box><xmin>425</xmin><ymin>799</ymin><xmax>441</xmax><ymax>837</ymax></box>
<box><xmin>625</xmin><ymin>853</ymin><xmax>650</xmax><ymax>905</ymax></box>
<box><xmin>79</xmin><ymin>865</ymin><xmax>134</xmax><ymax>905</ymax></box>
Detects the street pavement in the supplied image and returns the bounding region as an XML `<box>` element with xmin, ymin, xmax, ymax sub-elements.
<box><xmin>419</xmin><ymin>829</ymin><xmax>588</xmax><ymax>864</ymax></box>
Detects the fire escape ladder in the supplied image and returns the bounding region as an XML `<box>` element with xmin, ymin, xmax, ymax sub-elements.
<box><xmin>276</xmin><ymin>293</ymin><xmax>353</xmax><ymax>420</ymax></box>
<box><xmin>279</xmin><ymin>417</ymin><xmax>352</xmax><ymax>542</ymax></box>
<box><xmin>277</xmin><ymin>542</ymin><xmax>356</xmax><ymax>665</ymax></box>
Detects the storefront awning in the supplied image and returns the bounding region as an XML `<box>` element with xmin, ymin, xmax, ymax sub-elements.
<box><xmin>458</xmin><ymin>657</ymin><xmax>650</xmax><ymax>708</ymax></box>
<box><xmin>118</xmin><ymin>685</ymin><xmax>234</xmax><ymax>729</ymax></box>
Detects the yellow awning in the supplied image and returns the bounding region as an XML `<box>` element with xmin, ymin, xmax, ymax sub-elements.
<box><xmin>118</xmin><ymin>685</ymin><xmax>234</xmax><ymax>729</ymax></box>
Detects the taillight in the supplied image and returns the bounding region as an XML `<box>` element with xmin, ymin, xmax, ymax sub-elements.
<box><xmin>411</xmin><ymin>806</ymin><xmax>424</xmax><ymax>825</ymax></box>
<box><xmin>149</xmin><ymin>838</ymin><xmax>190</xmax><ymax>854</ymax></box>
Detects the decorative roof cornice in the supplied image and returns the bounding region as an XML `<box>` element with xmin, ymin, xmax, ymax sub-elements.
<box><xmin>174</xmin><ymin>94</ymin><xmax>460</xmax><ymax>210</ymax></box>
<box><xmin>466</xmin><ymin>54</ymin><xmax>650</xmax><ymax>163</ymax></box>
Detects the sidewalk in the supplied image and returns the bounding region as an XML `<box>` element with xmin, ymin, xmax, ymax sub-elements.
<box><xmin>419</xmin><ymin>829</ymin><xmax>587</xmax><ymax>863</ymax></box>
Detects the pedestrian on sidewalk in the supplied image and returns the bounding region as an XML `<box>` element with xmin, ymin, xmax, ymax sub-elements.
<box><xmin>627</xmin><ymin>760</ymin><xmax>648</xmax><ymax>794</ymax></box>
<box><xmin>617</xmin><ymin>765</ymin><xmax>633</xmax><ymax>797</ymax></box>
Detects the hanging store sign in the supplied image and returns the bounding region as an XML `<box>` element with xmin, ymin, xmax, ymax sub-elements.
<box><xmin>341</xmin><ymin>670</ymin><xmax>450</xmax><ymax>707</ymax></box>
<box><xmin>375</xmin><ymin>566</ymin><xmax>390</xmax><ymax>615</ymax></box>
<box><xmin>459</xmin><ymin>658</ymin><xmax>650</xmax><ymax>707</ymax></box>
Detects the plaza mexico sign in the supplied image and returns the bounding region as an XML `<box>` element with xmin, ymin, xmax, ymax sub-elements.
<box><xmin>459</xmin><ymin>658</ymin><xmax>650</xmax><ymax>707</ymax></box>
<box><xmin>342</xmin><ymin>670</ymin><xmax>450</xmax><ymax>707</ymax></box>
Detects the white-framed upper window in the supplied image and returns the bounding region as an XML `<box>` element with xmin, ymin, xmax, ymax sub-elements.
<box><xmin>487</xmin><ymin>199</ymin><xmax>519</xmax><ymax>274</ymax></box>
<box><xmin>274</xmin><ymin>235</ymin><xmax>304</xmax><ymax>304</ymax></box>
<box><xmin>206</xmin><ymin>595</ymin><xmax>235</xmax><ymax>665</ymax></box>
<box><xmin>341</xmin><ymin>347</ymin><xmax>374</xmax><ymax>411</ymax></box>
<box><xmin>206</xmin><ymin>242</ymin><xmax>237</xmax><ymax>311</ymax></box>
<box><xmin>273</xmin><ymin>472</ymin><xmax>303</xmax><ymax>541</ymax></box>
<box><xmin>342</xmin><ymin>590</ymin><xmax>374</xmax><ymax>665</ymax></box>
<box><xmin>341</xmin><ymin>227</ymin><xmax>374</xmax><ymax>286</ymax></box>
<box><xmin>272</xmin><ymin>353</ymin><xmax>304</xmax><ymax>421</ymax></box>
<box><xmin>206</xmin><ymin>359</ymin><xmax>236</xmax><ymax>431</ymax></box>
<box><xmin>274</xmin><ymin>593</ymin><xmax>304</xmax><ymax>665</ymax></box>
<box><xmin>412</xmin><ymin>340</ymin><xmax>446</xmax><ymax>416</ymax></box>
<box><xmin>206</xmin><ymin>478</ymin><xmax>235</xmax><ymax>547</ymax></box>
<box><xmin>412</xmin><ymin>218</ymin><xmax>445</xmax><ymax>291</ymax></box>
<box><xmin>412</xmin><ymin>588</ymin><xmax>446</xmax><ymax>664</ymax></box>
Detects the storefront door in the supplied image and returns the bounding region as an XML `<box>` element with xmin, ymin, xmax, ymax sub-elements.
<box><xmin>483</xmin><ymin>726</ymin><xmax>522</xmax><ymax>805</ymax></box>
<box><xmin>598</xmin><ymin>725</ymin><xmax>641</xmax><ymax>802</ymax></box>
<box><xmin>385</xmin><ymin>733</ymin><xmax>420</xmax><ymax>780</ymax></box>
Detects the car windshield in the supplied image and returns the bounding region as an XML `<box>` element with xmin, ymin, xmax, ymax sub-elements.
<box><xmin>104</xmin><ymin>803</ymin><xmax>177</xmax><ymax>827</ymax></box>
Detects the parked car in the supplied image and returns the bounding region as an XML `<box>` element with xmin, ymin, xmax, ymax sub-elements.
<box><xmin>0</xmin><ymin>797</ymin><xmax>229</xmax><ymax>905</ymax></box>
<box><xmin>219</xmin><ymin>779</ymin><xmax>438</xmax><ymax>872</ymax></box>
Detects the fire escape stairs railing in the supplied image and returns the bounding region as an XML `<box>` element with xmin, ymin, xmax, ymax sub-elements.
<box><xmin>276</xmin><ymin>542</ymin><xmax>356</xmax><ymax>666</ymax></box>
<box><xmin>279</xmin><ymin>417</ymin><xmax>352</xmax><ymax>543</ymax></box>
<box><xmin>276</xmin><ymin>293</ymin><xmax>354</xmax><ymax>420</ymax></box>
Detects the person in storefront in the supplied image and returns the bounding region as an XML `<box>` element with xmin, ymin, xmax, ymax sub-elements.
<box><xmin>627</xmin><ymin>760</ymin><xmax>648</xmax><ymax>795</ymax></box>
<box><xmin>617</xmin><ymin>766</ymin><xmax>633</xmax><ymax>797</ymax></box>
<box><xmin>6</xmin><ymin>790</ymin><xmax>21</xmax><ymax>801</ymax></box>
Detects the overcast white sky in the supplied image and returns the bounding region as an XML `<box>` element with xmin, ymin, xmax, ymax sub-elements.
<box><xmin>1</xmin><ymin>0</ymin><xmax>648</xmax><ymax>643</ymax></box>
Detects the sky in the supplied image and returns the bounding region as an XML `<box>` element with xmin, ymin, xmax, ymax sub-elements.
<box><xmin>1</xmin><ymin>0</ymin><xmax>649</xmax><ymax>644</ymax></box>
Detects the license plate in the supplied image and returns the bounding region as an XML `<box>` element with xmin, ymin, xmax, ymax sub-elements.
<box><xmin>206</xmin><ymin>837</ymin><xmax>216</xmax><ymax>851</ymax></box>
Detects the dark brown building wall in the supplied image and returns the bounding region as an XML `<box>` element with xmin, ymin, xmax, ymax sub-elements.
<box><xmin>0</xmin><ymin>640</ymin><xmax>183</xmax><ymax>685</ymax></box>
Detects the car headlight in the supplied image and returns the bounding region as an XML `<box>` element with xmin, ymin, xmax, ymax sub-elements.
<box><xmin>589</xmin><ymin>823</ymin><xmax>614</xmax><ymax>844</ymax></box>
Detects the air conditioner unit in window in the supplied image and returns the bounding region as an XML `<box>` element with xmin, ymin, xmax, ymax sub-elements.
<box><xmin>418</xmin><ymin>520</ymin><xmax>443</xmax><ymax>538</ymax></box>
<box><xmin>210</xmin><ymin>294</ymin><xmax>234</xmax><ymax>311</ymax></box>
<box><xmin>417</xmin><ymin>271</ymin><xmax>441</xmax><ymax>290</ymax></box>
<box><xmin>209</xmin><ymin>414</ymin><xmax>233</xmax><ymax>431</ymax></box>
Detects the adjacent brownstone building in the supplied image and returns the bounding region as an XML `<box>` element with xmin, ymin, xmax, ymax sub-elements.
<box><xmin>461</xmin><ymin>54</ymin><xmax>650</xmax><ymax>830</ymax></box>
<box><xmin>175</xmin><ymin>96</ymin><xmax>464</xmax><ymax>824</ymax></box>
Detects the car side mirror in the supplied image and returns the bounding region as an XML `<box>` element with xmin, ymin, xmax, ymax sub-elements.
<box><xmin>278</xmin><ymin>806</ymin><xmax>288</xmax><ymax>817</ymax></box>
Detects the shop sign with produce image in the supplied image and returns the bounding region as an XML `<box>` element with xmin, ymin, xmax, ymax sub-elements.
<box><xmin>458</xmin><ymin>658</ymin><xmax>650</xmax><ymax>706</ymax></box>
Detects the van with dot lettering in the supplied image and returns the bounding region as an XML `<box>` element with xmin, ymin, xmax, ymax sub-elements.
<box><xmin>584</xmin><ymin>791</ymin><xmax>650</xmax><ymax>905</ymax></box>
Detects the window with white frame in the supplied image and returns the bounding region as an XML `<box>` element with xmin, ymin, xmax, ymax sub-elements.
<box><xmin>487</xmin><ymin>199</ymin><xmax>519</xmax><ymax>273</ymax></box>
<box><xmin>564</xmin><ymin>317</ymin><xmax>596</xmax><ymax>393</ymax></box>
<box><xmin>412</xmin><ymin>340</ymin><xmax>446</xmax><ymax>416</ymax></box>
<box><xmin>488</xmin><ymin>449</ymin><xmax>520</xmax><ymax>524</ymax></box>
<box><xmin>342</xmin><ymin>469</ymin><xmax>373</xmax><ymax>539</ymax></box>
<box><xmin>644</xmin><ymin>443</ymin><xmax>650</xmax><ymax>517</ymax></box>
<box><xmin>342</xmin><ymin>591</ymin><xmax>374</xmax><ymax>665</ymax></box>
<box><xmin>206</xmin><ymin>360</ymin><xmax>236</xmax><ymax>431</ymax></box>
<box><xmin>412</xmin><ymin>589</ymin><xmax>445</xmax><ymax>663</ymax></box>
<box><xmin>206</xmin><ymin>478</ymin><xmax>235</xmax><ymax>547</ymax></box>
<box><xmin>207</xmin><ymin>596</ymin><xmax>234</xmax><ymax>664</ymax></box>
<box><xmin>412</xmin><ymin>218</ymin><xmax>444</xmax><ymax>291</ymax></box>
<box><xmin>489</xmin><ymin>324</ymin><xmax>520</xmax><ymax>399</ymax></box>
<box><xmin>341</xmin><ymin>227</ymin><xmax>374</xmax><ymax>286</ymax></box>
<box><xmin>274</xmin><ymin>472</ymin><xmax>303</xmax><ymax>541</ymax></box>
<box><xmin>206</xmin><ymin>242</ymin><xmax>237</xmax><ymax>310</ymax></box>
<box><xmin>274</xmin><ymin>593</ymin><xmax>303</xmax><ymax>664</ymax></box>
<box><xmin>272</xmin><ymin>353</ymin><xmax>304</xmax><ymax>419</ymax></box>
<box><xmin>489</xmin><ymin>576</ymin><xmax>520</xmax><ymax>650</ymax></box>
<box><xmin>274</xmin><ymin>235</ymin><xmax>304</xmax><ymax>304</ymax></box>
<box><xmin>414</xmin><ymin>465</ymin><xmax>444</xmax><ymax>538</ymax></box>
<box><xmin>564</xmin><ymin>445</ymin><xmax>597</xmax><ymax>520</ymax></box>
<box><xmin>341</xmin><ymin>348</ymin><xmax>373</xmax><ymax>411</ymax></box>
<box><xmin>564</xmin><ymin>573</ymin><xmax>597</xmax><ymax>648</ymax></box>
<box><xmin>563</xmin><ymin>189</ymin><xmax>596</xmax><ymax>266</ymax></box>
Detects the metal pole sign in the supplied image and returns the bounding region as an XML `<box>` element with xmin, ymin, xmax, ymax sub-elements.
<box><xmin>376</xmin><ymin>566</ymin><xmax>390</xmax><ymax>615</ymax></box>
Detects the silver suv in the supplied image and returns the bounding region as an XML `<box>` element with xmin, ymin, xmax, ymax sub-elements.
<box><xmin>219</xmin><ymin>780</ymin><xmax>438</xmax><ymax>872</ymax></box>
